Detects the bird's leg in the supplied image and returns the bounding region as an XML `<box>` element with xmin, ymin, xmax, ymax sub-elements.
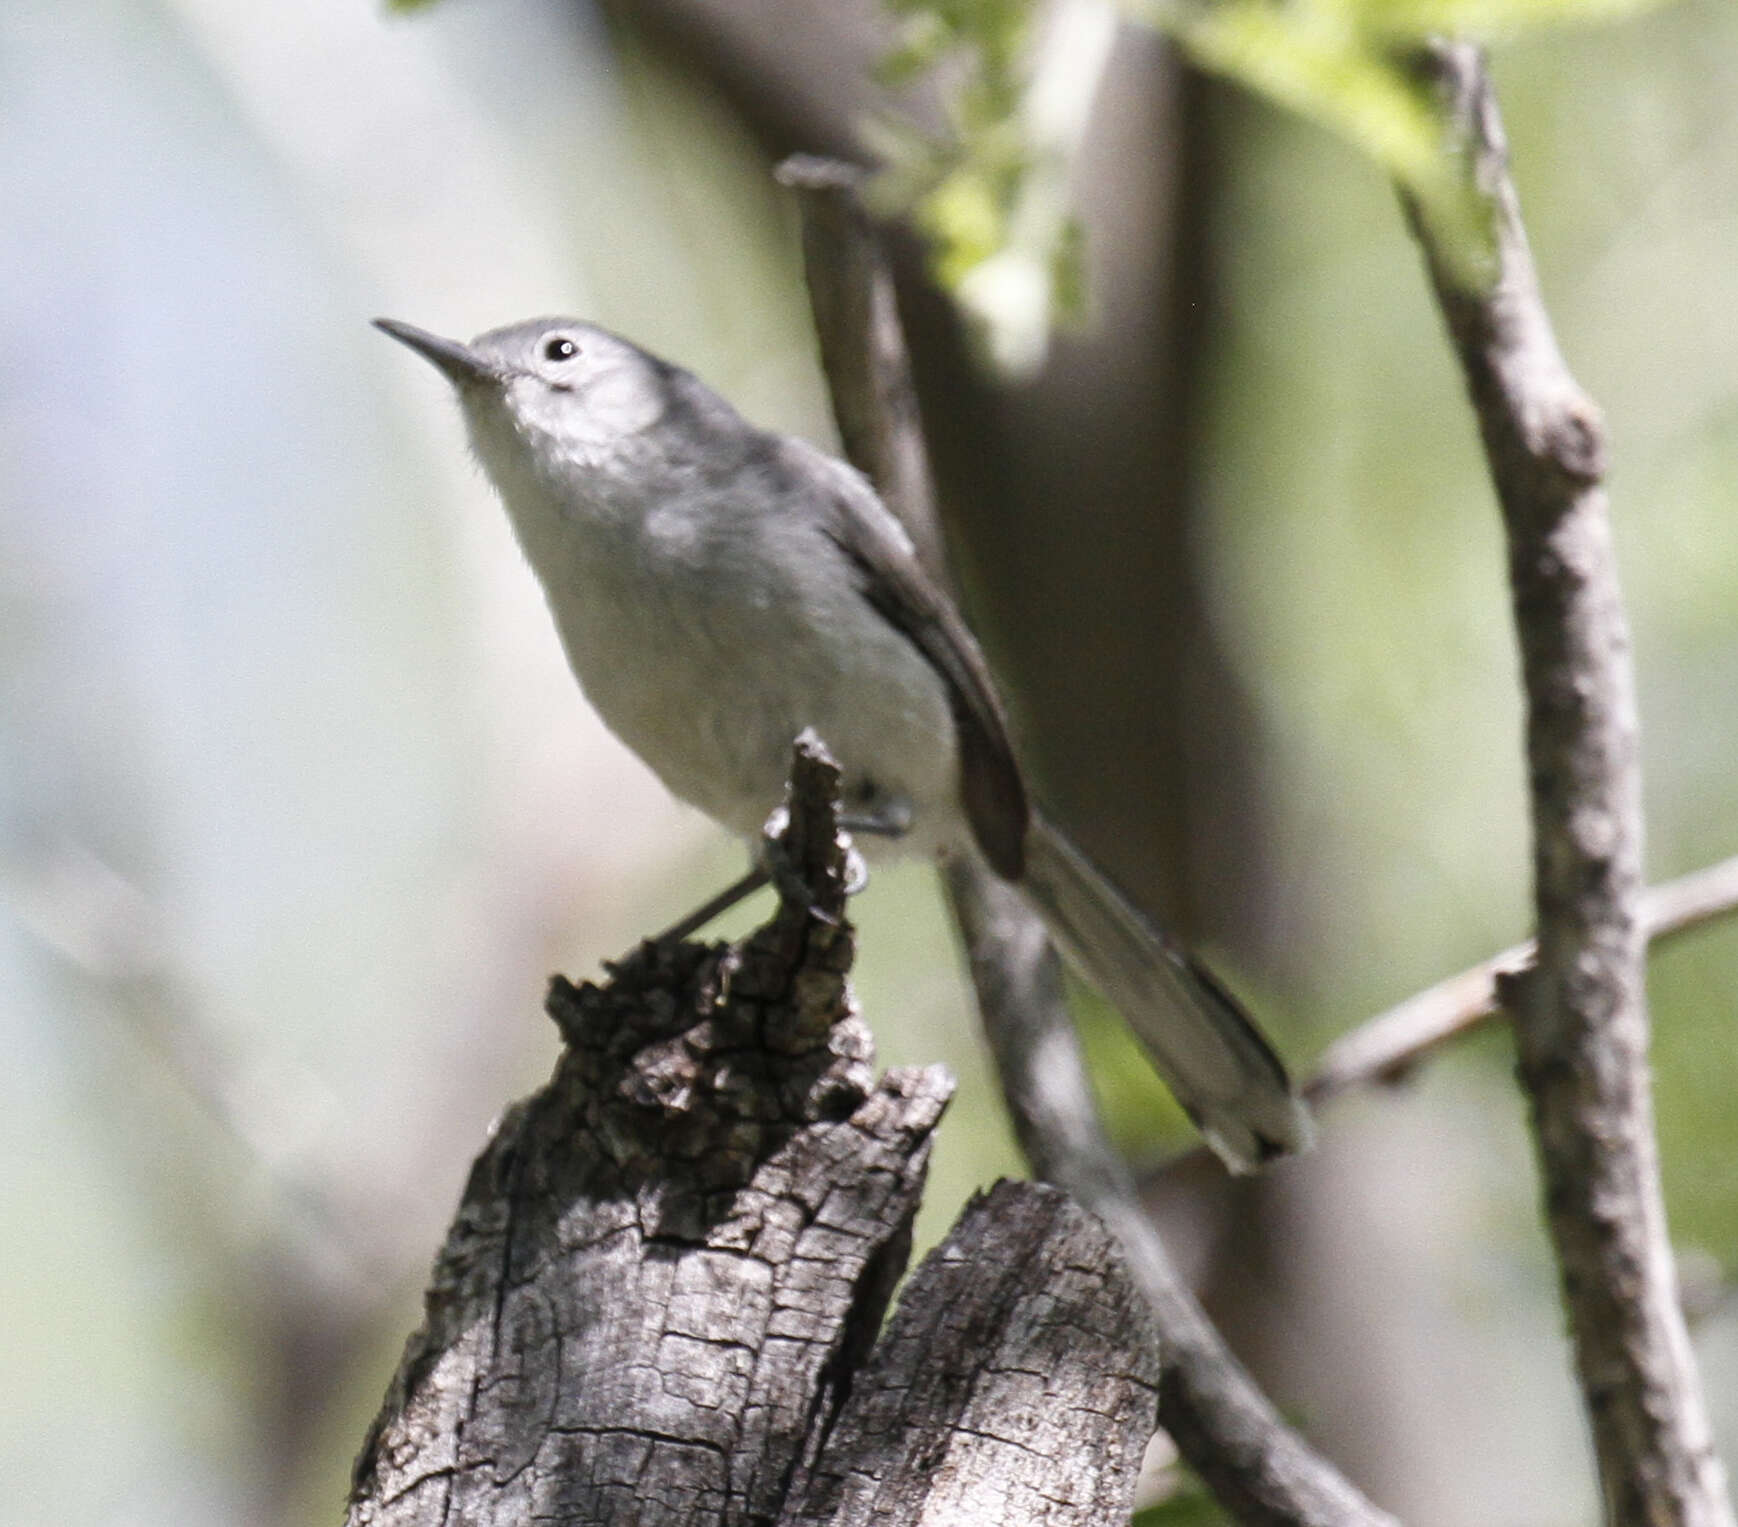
<box><xmin>646</xmin><ymin>813</ymin><xmax>829</xmax><ymax>946</ymax></box>
<box><xmin>840</xmin><ymin>798</ymin><xmax>912</xmax><ymax>840</ymax></box>
<box><xmin>651</xmin><ymin>793</ymin><xmax>912</xmax><ymax>944</ymax></box>
<box><xmin>749</xmin><ymin>786</ymin><xmax>915</xmax><ymax>915</ymax></box>
<box><xmin>834</xmin><ymin>790</ymin><xmax>913</xmax><ymax>895</ymax></box>
<box><xmin>651</xmin><ymin>862</ymin><xmax>774</xmax><ymax>945</ymax></box>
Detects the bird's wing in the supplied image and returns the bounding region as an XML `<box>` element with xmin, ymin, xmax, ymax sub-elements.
<box><xmin>796</xmin><ymin>442</ymin><xmax>1030</xmax><ymax>879</ymax></box>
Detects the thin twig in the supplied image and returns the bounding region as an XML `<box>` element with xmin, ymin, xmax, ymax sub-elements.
<box><xmin>1142</xmin><ymin>850</ymin><xmax>1738</xmax><ymax>1188</ymax></box>
<box><xmin>1405</xmin><ymin>44</ymin><xmax>1732</xmax><ymax>1527</ymax></box>
<box><xmin>782</xmin><ymin>153</ymin><xmax>1398</xmax><ymax>1527</ymax></box>
<box><xmin>774</xmin><ymin>156</ymin><xmax>951</xmax><ymax>577</ymax></box>
<box><xmin>1306</xmin><ymin>850</ymin><xmax>1738</xmax><ymax>1106</ymax></box>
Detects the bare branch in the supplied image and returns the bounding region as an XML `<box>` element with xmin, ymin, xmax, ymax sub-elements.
<box><xmin>1139</xmin><ymin>851</ymin><xmax>1738</xmax><ymax>1190</ymax></box>
<box><xmin>783</xmin><ymin>154</ymin><xmax>1398</xmax><ymax>1527</ymax></box>
<box><xmin>1305</xmin><ymin>851</ymin><xmax>1738</xmax><ymax>1106</ymax></box>
<box><xmin>1405</xmin><ymin>43</ymin><xmax>1733</xmax><ymax>1527</ymax></box>
<box><xmin>775</xmin><ymin>156</ymin><xmax>951</xmax><ymax>581</ymax></box>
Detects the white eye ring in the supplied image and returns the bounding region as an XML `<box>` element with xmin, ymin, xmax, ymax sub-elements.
<box><xmin>543</xmin><ymin>336</ymin><xmax>579</xmax><ymax>363</ymax></box>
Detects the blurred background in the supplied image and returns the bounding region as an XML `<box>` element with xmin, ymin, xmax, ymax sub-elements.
<box><xmin>4</xmin><ymin>0</ymin><xmax>1737</xmax><ymax>1522</ymax></box>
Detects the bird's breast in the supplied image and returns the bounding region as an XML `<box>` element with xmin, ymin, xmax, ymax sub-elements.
<box><xmin>522</xmin><ymin>504</ymin><xmax>961</xmax><ymax>854</ymax></box>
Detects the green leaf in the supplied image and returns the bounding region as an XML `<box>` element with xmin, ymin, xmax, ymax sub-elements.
<box><xmin>1139</xmin><ymin>0</ymin><xmax>1492</xmax><ymax>279</ymax></box>
<box><xmin>1346</xmin><ymin>0</ymin><xmax>1682</xmax><ymax>34</ymax></box>
<box><xmin>917</xmin><ymin>165</ymin><xmax>1014</xmax><ymax>285</ymax></box>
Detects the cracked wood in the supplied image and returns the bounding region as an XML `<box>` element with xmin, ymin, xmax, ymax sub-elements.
<box><xmin>346</xmin><ymin>736</ymin><xmax>1165</xmax><ymax>1527</ymax></box>
<box><xmin>346</xmin><ymin>740</ymin><xmax>952</xmax><ymax>1527</ymax></box>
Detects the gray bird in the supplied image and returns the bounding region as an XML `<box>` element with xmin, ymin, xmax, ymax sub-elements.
<box><xmin>375</xmin><ymin>315</ymin><xmax>1311</xmax><ymax>1171</ymax></box>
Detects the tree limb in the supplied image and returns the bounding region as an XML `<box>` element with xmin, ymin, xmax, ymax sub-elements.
<box><xmin>1307</xmin><ymin>849</ymin><xmax>1738</xmax><ymax>1107</ymax></box>
<box><xmin>781</xmin><ymin>154</ymin><xmax>1398</xmax><ymax>1527</ymax></box>
<box><xmin>1404</xmin><ymin>43</ymin><xmax>1733</xmax><ymax>1527</ymax></box>
<box><xmin>1134</xmin><ymin>850</ymin><xmax>1738</xmax><ymax>1191</ymax></box>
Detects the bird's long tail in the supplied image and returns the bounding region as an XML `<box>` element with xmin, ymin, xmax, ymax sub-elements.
<box><xmin>1018</xmin><ymin>813</ymin><xmax>1312</xmax><ymax>1173</ymax></box>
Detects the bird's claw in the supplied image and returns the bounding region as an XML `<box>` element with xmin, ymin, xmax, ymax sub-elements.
<box><xmin>757</xmin><ymin>806</ymin><xmax>868</xmax><ymax>923</ymax></box>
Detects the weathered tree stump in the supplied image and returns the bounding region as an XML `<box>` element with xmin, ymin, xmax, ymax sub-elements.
<box><xmin>347</xmin><ymin>736</ymin><xmax>1161</xmax><ymax>1527</ymax></box>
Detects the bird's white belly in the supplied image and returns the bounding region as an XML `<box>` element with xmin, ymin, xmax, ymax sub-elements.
<box><xmin>542</xmin><ymin>527</ymin><xmax>961</xmax><ymax>860</ymax></box>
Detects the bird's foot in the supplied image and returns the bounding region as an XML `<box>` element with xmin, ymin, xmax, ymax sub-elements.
<box><xmin>758</xmin><ymin>805</ymin><xmax>867</xmax><ymax>918</ymax></box>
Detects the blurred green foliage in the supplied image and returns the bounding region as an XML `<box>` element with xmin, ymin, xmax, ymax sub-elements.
<box><xmin>878</xmin><ymin>0</ymin><xmax>1687</xmax><ymax>368</ymax></box>
<box><xmin>869</xmin><ymin>0</ymin><xmax>1093</xmax><ymax>371</ymax></box>
<box><xmin>873</xmin><ymin>0</ymin><xmax>1047</xmax><ymax>291</ymax></box>
<box><xmin>1133</xmin><ymin>1485</ymin><xmax>1230</xmax><ymax>1526</ymax></box>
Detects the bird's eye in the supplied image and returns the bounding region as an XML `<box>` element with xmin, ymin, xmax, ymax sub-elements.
<box><xmin>544</xmin><ymin>336</ymin><xmax>578</xmax><ymax>363</ymax></box>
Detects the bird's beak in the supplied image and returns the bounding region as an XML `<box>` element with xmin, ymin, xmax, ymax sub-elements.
<box><xmin>373</xmin><ymin>318</ymin><xmax>502</xmax><ymax>387</ymax></box>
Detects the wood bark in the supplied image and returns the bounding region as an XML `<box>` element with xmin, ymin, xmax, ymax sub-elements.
<box><xmin>780</xmin><ymin>1179</ymin><xmax>1163</xmax><ymax>1527</ymax></box>
<box><xmin>347</xmin><ymin>737</ymin><xmax>1161</xmax><ymax>1527</ymax></box>
<box><xmin>1406</xmin><ymin>44</ymin><xmax>1733</xmax><ymax>1527</ymax></box>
